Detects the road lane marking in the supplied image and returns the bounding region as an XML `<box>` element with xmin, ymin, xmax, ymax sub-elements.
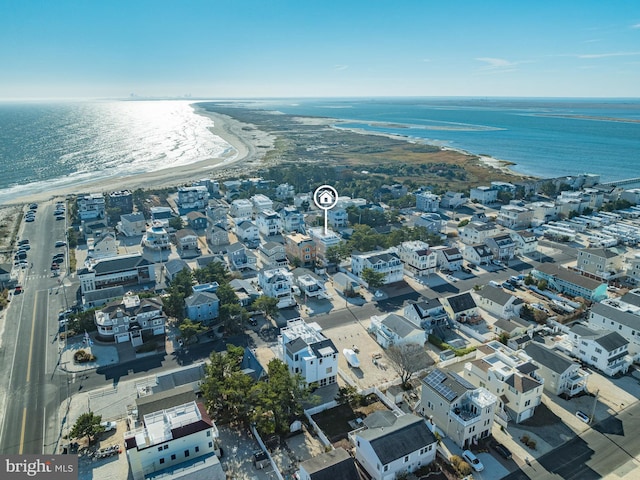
<box><xmin>19</xmin><ymin>408</ymin><xmax>26</xmax><ymax>454</ymax></box>
<box><xmin>26</xmin><ymin>291</ymin><xmax>38</xmax><ymax>383</ymax></box>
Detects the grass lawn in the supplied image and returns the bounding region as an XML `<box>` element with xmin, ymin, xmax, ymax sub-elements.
<box><xmin>311</xmin><ymin>403</ymin><xmax>357</xmax><ymax>442</ymax></box>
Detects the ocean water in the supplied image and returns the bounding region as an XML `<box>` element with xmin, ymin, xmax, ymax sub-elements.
<box><xmin>0</xmin><ymin>100</ymin><xmax>229</xmax><ymax>204</ymax></box>
<box><xmin>244</xmin><ymin>98</ymin><xmax>640</xmax><ymax>182</ymax></box>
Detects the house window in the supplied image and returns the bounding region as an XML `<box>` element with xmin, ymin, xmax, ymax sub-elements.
<box><xmin>209</xmin><ymin>442</ymin><xmax>213</xmax><ymax>448</ymax></box>
<box><xmin>357</xmin><ymin>440</ymin><xmax>360</xmax><ymax>447</ymax></box>
<box><xmin>158</xmin><ymin>447</ymin><xmax>163</xmax><ymax>452</ymax></box>
<box><xmin>207</xmin><ymin>430</ymin><xmax>211</xmax><ymax>437</ymax></box>
<box><xmin>326</xmin><ymin>367</ymin><xmax>332</xmax><ymax>374</ymax></box>
<box><xmin>195</xmin><ymin>446</ymin><xmax>200</xmax><ymax>453</ymax></box>
<box><xmin>159</xmin><ymin>458</ymin><xmax>165</xmax><ymax>464</ymax></box>
<box><xmin>171</xmin><ymin>454</ymin><xmax>176</xmax><ymax>461</ymax></box>
<box><xmin>404</xmin><ymin>455</ymin><xmax>409</xmax><ymax>463</ymax></box>
<box><xmin>525</xmin><ymin>400</ymin><xmax>531</xmax><ymax>407</ymax></box>
<box><xmin>164</xmin><ymin>445</ymin><xmax>168</xmax><ymax>450</ymax></box>
<box><xmin>591</xmin><ymin>356</ymin><xmax>598</xmax><ymax>362</ymax></box>
<box><xmin>595</xmin><ymin>348</ymin><xmax>602</xmax><ymax>354</ymax></box>
<box><xmin>384</xmin><ymin>465</ymin><xmax>389</xmax><ymax>472</ymax></box>
<box><xmin>184</xmin><ymin>450</ymin><xmax>190</xmax><ymax>458</ymax></box>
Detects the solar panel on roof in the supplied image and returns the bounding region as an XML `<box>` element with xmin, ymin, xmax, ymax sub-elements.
<box><xmin>450</xmin><ymin>371</ymin><xmax>475</xmax><ymax>390</ymax></box>
<box><xmin>425</xmin><ymin>369</ymin><xmax>446</xmax><ymax>388</ymax></box>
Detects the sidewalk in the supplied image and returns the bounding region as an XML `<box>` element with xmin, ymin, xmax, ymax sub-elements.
<box><xmin>58</xmin><ymin>338</ymin><xmax>119</xmax><ymax>373</ymax></box>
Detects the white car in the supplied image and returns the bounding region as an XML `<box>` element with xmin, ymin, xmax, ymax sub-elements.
<box><xmin>463</xmin><ymin>450</ymin><xmax>484</xmax><ymax>472</ymax></box>
<box><xmin>100</xmin><ymin>421</ymin><xmax>117</xmax><ymax>432</ymax></box>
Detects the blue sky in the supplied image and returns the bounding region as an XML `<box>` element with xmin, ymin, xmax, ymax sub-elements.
<box><xmin>1</xmin><ymin>0</ymin><xmax>639</xmax><ymax>98</ymax></box>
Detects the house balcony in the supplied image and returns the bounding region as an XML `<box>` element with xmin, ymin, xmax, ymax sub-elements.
<box><xmin>565</xmin><ymin>369</ymin><xmax>590</xmax><ymax>396</ymax></box>
<box><xmin>449</xmin><ymin>407</ymin><xmax>482</xmax><ymax>427</ymax></box>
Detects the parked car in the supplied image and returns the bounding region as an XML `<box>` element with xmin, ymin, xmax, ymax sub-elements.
<box><xmin>14</xmin><ymin>285</ymin><xmax>23</xmax><ymax>294</ymax></box>
<box><xmin>463</xmin><ymin>450</ymin><xmax>484</xmax><ymax>472</ymax></box>
<box><xmin>502</xmin><ymin>282</ymin><xmax>516</xmax><ymax>291</ymax></box>
<box><xmin>467</xmin><ymin>263</ymin><xmax>477</xmax><ymax>270</ymax></box>
<box><xmin>18</xmin><ymin>239</ymin><xmax>30</xmax><ymax>245</ymax></box>
<box><xmin>493</xmin><ymin>442</ymin><xmax>513</xmax><ymax>460</ymax></box>
<box><xmin>100</xmin><ymin>421</ymin><xmax>117</xmax><ymax>432</ymax></box>
<box><xmin>576</xmin><ymin>410</ymin><xmax>590</xmax><ymax>423</ymax></box>
<box><xmin>55</xmin><ymin>241</ymin><xmax>67</xmax><ymax>247</ymax></box>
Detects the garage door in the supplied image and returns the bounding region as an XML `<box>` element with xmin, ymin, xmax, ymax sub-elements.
<box><xmin>115</xmin><ymin>333</ymin><xmax>129</xmax><ymax>343</ymax></box>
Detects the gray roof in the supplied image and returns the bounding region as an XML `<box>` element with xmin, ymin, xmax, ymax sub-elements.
<box><xmin>175</xmin><ymin>228</ymin><xmax>198</xmax><ymax>240</ymax></box>
<box><xmin>535</xmin><ymin>263</ymin><xmax>603</xmax><ymax>290</ymax></box>
<box><xmin>299</xmin><ymin>448</ymin><xmax>358</xmax><ymax>480</ymax></box>
<box><xmin>83</xmin><ymin>286</ymin><xmax>125</xmax><ymax>303</ymax></box>
<box><xmin>479</xmin><ymin>285</ymin><xmax>515</xmax><ymax>306</ymax></box>
<box><xmin>581</xmin><ymin>247</ymin><xmax>620</xmax><ymax>259</ymax></box>
<box><xmin>165</xmin><ymin>258</ymin><xmax>191</xmax><ymax>276</ymax></box>
<box><xmin>229</xmin><ymin>278</ymin><xmax>260</xmax><ymax>297</ymax></box>
<box><xmin>570</xmin><ymin>323</ymin><xmax>628</xmax><ymax>352</ymax></box>
<box><xmin>121</xmin><ymin>212</ymin><xmax>145</xmax><ymax>222</ymax></box>
<box><xmin>154</xmin><ymin>364</ymin><xmax>205</xmax><ymax>393</ymax></box>
<box><xmin>591</xmin><ymin>302</ymin><xmax>639</xmax><ymax>330</ymax></box>
<box><xmin>524</xmin><ymin>343</ymin><xmax>576</xmax><ymax>374</ymax></box>
<box><xmin>381</xmin><ymin>314</ymin><xmax>424</xmax><ymax>339</ymax></box>
<box><xmin>185</xmin><ymin>291</ymin><xmax>219</xmax><ymax>307</ymax></box>
<box><xmin>422</xmin><ymin>368</ymin><xmax>472</xmax><ymax>402</ymax></box>
<box><xmin>494</xmin><ymin>317</ymin><xmax>529</xmax><ymax>334</ymax></box>
<box><xmin>620</xmin><ymin>290</ymin><xmax>640</xmax><ymax>307</ymax></box>
<box><xmin>358</xmin><ymin>414</ymin><xmax>436</xmax><ymax>465</ymax></box>
<box><xmin>195</xmin><ymin>254</ymin><xmax>225</xmax><ymax>269</ymax></box>
<box><xmin>446</xmin><ymin>292</ymin><xmax>477</xmax><ymax>313</ymax></box>
<box><xmin>136</xmin><ymin>384</ymin><xmax>198</xmax><ymax>419</ymax></box>
<box><xmin>285</xmin><ymin>337</ymin><xmax>309</xmax><ymax>357</ymax></box>
<box><xmin>472</xmin><ymin>244</ymin><xmax>493</xmax><ymax>256</ymax></box>
<box><xmin>92</xmin><ymin>254</ymin><xmax>150</xmax><ymax>275</ymax></box>
<box><xmin>505</xmin><ymin>373</ymin><xmax>541</xmax><ymax>393</ymax></box>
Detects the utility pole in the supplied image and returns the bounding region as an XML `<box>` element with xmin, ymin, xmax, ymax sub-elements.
<box><xmin>590</xmin><ymin>388</ymin><xmax>599</xmax><ymax>423</ymax></box>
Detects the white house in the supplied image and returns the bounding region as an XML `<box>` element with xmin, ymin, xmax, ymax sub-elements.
<box><xmin>403</xmin><ymin>298</ymin><xmax>447</xmax><ymax>333</ymax></box>
<box><xmin>174</xmin><ymin>229</ymin><xmax>199</xmax><ymax>252</ymax></box>
<box><xmin>308</xmin><ymin>227</ymin><xmax>342</xmax><ymax>266</ymax></box>
<box><xmin>524</xmin><ymin>343</ymin><xmax>590</xmax><ymax>397</ymax></box>
<box><xmin>177</xmin><ymin>185</ymin><xmax>209</xmax><ymax>211</ymax></box>
<box><xmin>463</xmin><ymin>244</ymin><xmax>493</xmax><ymax>266</ymax></box>
<box><xmin>473</xmin><ymin>285</ymin><xmax>524</xmax><ymax>319</ymax></box>
<box><xmin>485</xmin><ymin>234</ymin><xmax>516</xmax><ymax>261</ymax></box>
<box><xmin>142</xmin><ymin>221</ymin><xmax>171</xmax><ymax>250</ymax></box>
<box><xmin>589</xmin><ymin>291</ymin><xmax>640</xmax><ymax>359</ymax></box>
<box><xmin>256</xmin><ymin>209</ymin><xmax>282</xmax><ymax>237</ymax></box>
<box><xmin>275</xmin><ymin>183</ymin><xmax>295</xmax><ymax>201</ymax></box>
<box><xmin>510</xmin><ymin>230</ymin><xmax>538</xmax><ymax>256</ymax></box>
<box><xmin>279</xmin><ymin>206</ymin><xmax>304</xmax><ymax>233</ymax></box>
<box><xmin>369</xmin><ymin>313</ymin><xmax>426</xmax><ymax>349</ymax></box>
<box><xmin>251</xmin><ymin>194</ymin><xmax>273</xmax><ymax>214</ymax></box>
<box><xmin>352</xmin><ymin>412</ymin><xmax>437</xmax><ymax>480</ymax></box>
<box><xmin>397</xmin><ymin>241</ymin><xmax>437</xmax><ymax>277</ymax></box>
<box><xmin>464</xmin><ymin>341</ymin><xmax>543</xmax><ymax>423</ymax></box>
<box><xmin>120</xmin><ymin>212</ymin><xmax>147</xmax><ymax>237</ymax></box>
<box><xmin>497</xmin><ymin>203</ymin><xmax>533</xmax><ymax>229</ymax></box>
<box><xmin>459</xmin><ymin>221</ymin><xmax>501</xmax><ymax>245</ymax></box>
<box><xmin>420</xmin><ymin>368</ymin><xmax>496</xmax><ymax>449</ymax></box>
<box><xmin>470</xmin><ymin>186</ymin><xmax>498</xmax><ymax>204</ymax></box>
<box><xmin>235</xmin><ymin>221</ymin><xmax>260</xmax><ymax>243</ymax></box>
<box><xmin>279</xmin><ymin>318</ymin><xmax>338</xmax><ymax>387</ymax></box>
<box><xmin>415</xmin><ymin>191</ymin><xmax>440</xmax><ymax>212</ymax></box>
<box><xmin>94</xmin><ymin>294</ymin><xmax>165</xmax><ymax>345</ymax></box>
<box><xmin>124</xmin><ymin>401</ymin><xmax>220</xmax><ymax>480</ymax></box>
<box><xmin>351</xmin><ymin>250</ymin><xmax>404</xmax><ymax>285</ymax></box>
<box><xmin>327</xmin><ymin>207</ymin><xmax>349</xmax><ymax>228</ymax></box>
<box><xmin>440</xmin><ymin>191</ymin><xmax>466</xmax><ymax>209</ymax></box>
<box><xmin>566</xmin><ymin>323</ymin><xmax>631</xmax><ymax>377</ymax></box>
<box><xmin>433</xmin><ymin>246</ymin><xmax>463</xmax><ymax>271</ymax></box>
<box><xmin>229</xmin><ymin>199</ymin><xmax>253</xmax><ymax>221</ymax></box>
<box><xmin>258</xmin><ymin>241</ymin><xmax>288</xmax><ymax>269</ymax></box>
<box><xmin>258</xmin><ymin>268</ymin><xmax>296</xmax><ymax>308</ymax></box>
<box><xmin>77</xmin><ymin>193</ymin><xmax>106</xmax><ymax>220</ymax></box>
<box><xmin>90</xmin><ymin>232</ymin><xmax>118</xmax><ymax>260</ymax></box>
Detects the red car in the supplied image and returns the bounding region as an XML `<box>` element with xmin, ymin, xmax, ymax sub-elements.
<box><xmin>14</xmin><ymin>286</ymin><xmax>23</xmax><ymax>294</ymax></box>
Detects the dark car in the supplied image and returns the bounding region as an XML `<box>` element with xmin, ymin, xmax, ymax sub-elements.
<box><xmin>52</xmin><ymin>257</ymin><xmax>64</xmax><ymax>264</ymax></box>
<box><xmin>55</xmin><ymin>241</ymin><xmax>67</xmax><ymax>247</ymax></box>
<box><xmin>493</xmin><ymin>442</ymin><xmax>512</xmax><ymax>460</ymax></box>
<box><xmin>467</xmin><ymin>263</ymin><xmax>477</xmax><ymax>270</ymax></box>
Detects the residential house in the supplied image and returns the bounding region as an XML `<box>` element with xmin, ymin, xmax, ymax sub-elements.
<box><xmin>149</xmin><ymin>206</ymin><xmax>174</xmax><ymax>227</ymax></box>
<box><xmin>369</xmin><ymin>313</ymin><xmax>427</xmax><ymax>348</ymax></box>
<box><xmin>497</xmin><ymin>203</ymin><xmax>533</xmax><ymax>229</ymax></box>
<box><xmin>229</xmin><ymin>278</ymin><xmax>260</xmax><ymax>307</ymax></box>
<box><xmin>327</xmin><ymin>207</ymin><xmax>349</xmax><ymax>228</ymax></box>
<box><xmin>397</xmin><ymin>241</ymin><xmax>437</xmax><ymax>277</ymax></box>
<box><xmin>195</xmin><ymin>254</ymin><xmax>226</xmax><ymax>270</ymax></box>
<box><xmin>222</xmin><ymin>180</ymin><xmax>242</xmax><ymax>200</ymax></box>
<box><xmin>94</xmin><ymin>294</ymin><xmax>165</xmax><ymax>345</ymax></box>
<box><xmin>177</xmin><ymin>185</ymin><xmax>209</xmax><ymax>211</ymax></box>
<box><xmin>164</xmin><ymin>259</ymin><xmax>191</xmax><ymax>284</ymax></box>
<box><xmin>510</xmin><ymin>231</ymin><xmax>538</xmax><ymax>256</ymax></box>
<box><xmin>235</xmin><ymin>220</ymin><xmax>260</xmax><ymax>244</ymax></box>
<box><xmin>351</xmin><ymin>250</ymin><xmax>404</xmax><ymax>285</ymax></box>
<box><xmin>90</xmin><ymin>232</ymin><xmax>118</xmax><ymax>260</ymax></box>
<box><xmin>459</xmin><ymin>221</ymin><xmax>501</xmax><ymax>245</ymax></box>
<box><xmin>440</xmin><ymin>191</ymin><xmax>466</xmax><ymax>209</ymax></box>
<box><xmin>226</xmin><ymin>242</ymin><xmax>258</xmax><ymax>273</ymax></box>
<box><xmin>532</xmin><ymin>264</ymin><xmax>608</xmax><ymax>301</ymax></box>
<box><xmin>279</xmin><ymin>206</ymin><xmax>304</xmax><ymax>233</ymax></box>
<box><xmin>485</xmin><ymin>234</ymin><xmax>516</xmax><ymax>261</ymax></box>
<box><xmin>470</xmin><ymin>186</ymin><xmax>498</xmax><ymax>204</ymax></box>
<box><xmin>473</xmin><ymin>285</ymin><xmax>524</xmax><ymax>319</ymax></box>
<box><xmin>332</xmin><ymin>272</ymin><xmax>361</xmax><ymax>296</ymax></box>
<box><xmin>185</xmin><ymin>291</ymin><xmax>220</xmax><ymax>325</ymax></box>
<box><xmin>251</xmin><ymin>194</ymin><xmax>273</xmax><ymax>214</ymax></box>
<box><xmin>279</xmin><ymin>318</ymin><xmax>338</xmax><ymax>386</ymax></box>
<box><xmin>442</xmin><ymin>293</ymin><xmax>479</xmax><ymax>323</ymax></box>
<box><xmin>420</xmin><ymin>368</ymin><xmax>496</xmax><ymax>449</ymax></box>
<box><xmin>207</xmin><ymin>224</ymin><xmax>230</xmax><ymax>250</ymax></box>
<box><xmin>308</xmin><ymin>227</ymin><xmax>341</xmax><ymax>266</ymax></box>
<box><xmin>530</xmin><ymin>201</ymin><xmax>560</xmax><ymax>226</ymax></box>
<box><xmin>83</xmin><ymin>286</ymin><xmax>126</xmax><ymax>310</ymax></box>
<box><xmin>186</xmin><ymin>211</ymin><xmax>208</xmax><ymax>230</ymax></box>
<box><xmin>285</xmin><ymin>233</ymin><xmax>317</xmax><ymax>268</ymax></box>
<box><xmin>108</xmin><ymin>190</ymin><xmax>133</xmax><ymax>214</ymax></box>
<box><xmin>229</xmin><ymin>199</ymin><xmax>253</xmax><ymax>221</ymax></box>
<box><xmin>627</xmin><ymin>254</ymin><xmax>640</xmax><ymax>285</ymax></box>
<box><xmin>0</xmin><ymin>263</ymin><xmax>13</xmax><ymax>288</ymax></box>
<box><xmin>77</xmin><ymin>193</ymin><xmax>106</xmax><ymax>220</ymax></box>
<box><xmin>576</xmin><ymin>247</ymin><xmax>624</xmax><ymax>280</ymax></box>
<box><xmin>403</xmin><ymin>298</ymin><xmax>447</xmax><ymax>333</ymax></box>
<box><xmin>258</xmin><ymin>241</ymin><xmax>288</xmax><ymax>269</ymax></box>
<box><xmin>415</xmin><ymin>191</ymin><xmax>440</xmax><ymax>212</ymax></box>
<box><xmin>433</xmin><ymin>246</ymin><xmax>463</xmax><ymax>271</ymax></box>
<box><xmin>464</xmin><ymin>341</ymin><xmax>543</xmax><ymax>423</ymax></box>
<box><xmin>143</xmin><ymin>222</ymin><xmax>171</xmax><ymax>250</ymax></box>
<box><xmin>205</xmin><ymin>198</ymin><xmax>229</xmax><ymax>227</ymax></box>
<box><xmin>380</xmin><ymin>184</ymin><xmax>408</xmax><ymax>199</ymax></box>
<box><xmin>292</xmin><ymin>268</ymin><xmax>328</xmax><ymax>300</ymax></box>
<box><xmin>414</xmin><ymin>213</ymin><xmax>444</xmax><ymax>233</ymax></box>
<box><xmin>124</xmin><ymin>401</ymin><xmax>220</xmax><ymax>480</ymax></box>
<box><xmin>275</xmin><ymin>183</ymin><xmax>295</xmax><ymax>201</ymax></box>
<box><xmin>589</xmin><ymin>292</ymin><xmax>640</xmax><ymax>359</ymax></box>
<box><xmin>174</xmin><ymin>229</ymin><xmax>199</xmax><ymax>252</ymax></box>
<box><xmin>352</xmin><ymin>412</ymin><xmax>437</xmax><ymax>480</ymax></box>
<box><xmin>258</xmin><ymin>268</ymin><xmax>296</xmax><ymax>308</ymax></box>
<box><xmin>524</xmin><ymin>343</ymin><xmax>589</xmax><ymax>397</ymax></box>
<box><xmin>493</xmin><ymin>317</ymin><xmax>532</xmax><ymax>339</ymax></box>
<box><xmin>120</xmin><ymin>212</ymin><xmax>147</xmax><ymax>237</ymax></box>
<box><xmin>78</xmin><ymin>253</ymin><xmax>154</xmax><ymax>295</ymax></box>
<box><xmin>566</xmin><ymin>323</ymin><xmax>631</xmax><ymax>376</ymax></box>
<box><xmin>297</xmin><ymin>447</ymin><xmax>358</xmax><ymax>480</ymax></box>
<box><xmin>463</xmin><ymin>244</ymin><xmax>493</xmax><ymax>266</ymax></box>
<box><xmin>491</xmin><ymin>181</ymin><xmax>516</xmax><ymax>194</ymax></box>
<box><xmin>256</xmin><ymin>209</ymin><xmax>282</xmax><ymax>237</ymax></box>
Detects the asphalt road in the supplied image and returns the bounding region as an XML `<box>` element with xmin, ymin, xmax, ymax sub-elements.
<box><xmin>502</xmin><ymin>402</ymin><xmax>640</xmax><ymax>480</ymax></box>
<box><xmin>0</xmin><ymin>201</ymin><xmax>70</xmax><ymax>454</ymax></box>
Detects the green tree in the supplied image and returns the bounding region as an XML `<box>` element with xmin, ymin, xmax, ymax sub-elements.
<box><xmin>70</xmin><ymin>412</ymin><xmax>104</xmax><ymax>444</ymax></box>
<box><xmin>539</xmin><ymin>181</ymin><xmax>557</xmax><ymax>197</ymax></box>
<box><xmin>335</xmin><ymin>385</ymin><xmax>363</xmax><ymax>407</ymax></box>
<box><xmin>251</xmin><ymin>296</ymin><xmax>279</xmax><ymax>319</ymax></box>
<box><xmin>361</xmin><ymin>267</ymin><xmax>386</xmax><ymax>289</ymax></box>
<box><xmin>537</xmin><ymin>279</ymin><xmax>548</xmax><ymax>290</ymax></box>
<box><xmin>325</xmin><ymin>244</ymin><xmax>350</xmax><ymax>265</ymax></box>
<box><xmin>219</xmin><ymin>302</ymin><xmax>246</xmax><ymax>335</ymax></box>
<box><xmin>67</xmin><ymin>228</ymin><xmax>79</xmax><ymax>248</ymax></box>
<box><xmin>169</xmin><ymin>215</ymin><xmax>184</xmax><ymax>230</ymax></box>
<box><xmin>193</xmin><ymin>261</ymin><xmax>230</xmax><ymax>285</ymax></box>
<box><xmin>457</xmin><ymin>219</ymin><xmax>470</xmax><ymax>228</ymax></box>
<box><xmin>179</xmin><ymin>318</ymin><xmax>207</xmax><ymax>344</ymax></box>
<box><xmin>497</xmin><ymin>191</ymin><xmax>514</xmax><ymax>204</ymax></box>
<box><xmin>524</xmin><ymin>274</ymin><xmax>535</xmax><ymax>286</ymax></box>
<box><xmin>162</xmin><ymin>269</ymin><xmax>193</xmax><ymax>320</ymax></box>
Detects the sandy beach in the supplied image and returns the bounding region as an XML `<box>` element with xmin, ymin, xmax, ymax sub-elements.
<box><xmin>6</xmin><ymin>106</ymin><xmax>275</xmax><ymax>206</ymax></box>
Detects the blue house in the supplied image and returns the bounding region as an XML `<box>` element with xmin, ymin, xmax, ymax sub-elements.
<box><xmin>184</xmin><ymin>291</ymin><xmax>220</xmax><ymax>324</ymax></box>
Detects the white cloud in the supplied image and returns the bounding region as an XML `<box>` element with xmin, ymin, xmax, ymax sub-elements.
<box><xmin>578</xmin><ymin>52</ymin><xmax>640</xmax><ymax>58</ymax></box>
<box><xmin>632</xmin><ymin>23</ymin><xmax>640</xmax><ymax>29</ymax></box>
<box><xmin>333</xmin><ymin>64</ymin><xmax>348</xmax><ymax>71</ymax></box>
<box><xmin>476</xmin><ymin>57</ymin><xmax>516</xmax><ymax>69</ymax></box>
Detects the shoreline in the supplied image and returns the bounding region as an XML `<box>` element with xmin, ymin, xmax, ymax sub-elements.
<box><xmin>4</xmin><ymin>106</ymin><xmax>275</xmax><ymax>206</ymax></box>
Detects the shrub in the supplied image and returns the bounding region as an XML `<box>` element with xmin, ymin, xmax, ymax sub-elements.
<box><xmin>520</xmin><ymin>435</ymin><xmax>530</xmax><ymax>444</ymax></box>
<box><xmin>527</xmin><ymin>440</ymin><xmax>537</xmax><ymax>450</ymax></box>
<box><xmin>73</xmin><ymin>350</ymin><xmax>96</xmax><ymax>363</ymax></box>
<box><xmin>450</xmin><ymin>455</ymin><xmax>472</xmax><ymax>477</ymax></box>
<box><xmin>458</xmin><ymin>462</ymin><xmax>472</xmax><ymax>476</ymax></box>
